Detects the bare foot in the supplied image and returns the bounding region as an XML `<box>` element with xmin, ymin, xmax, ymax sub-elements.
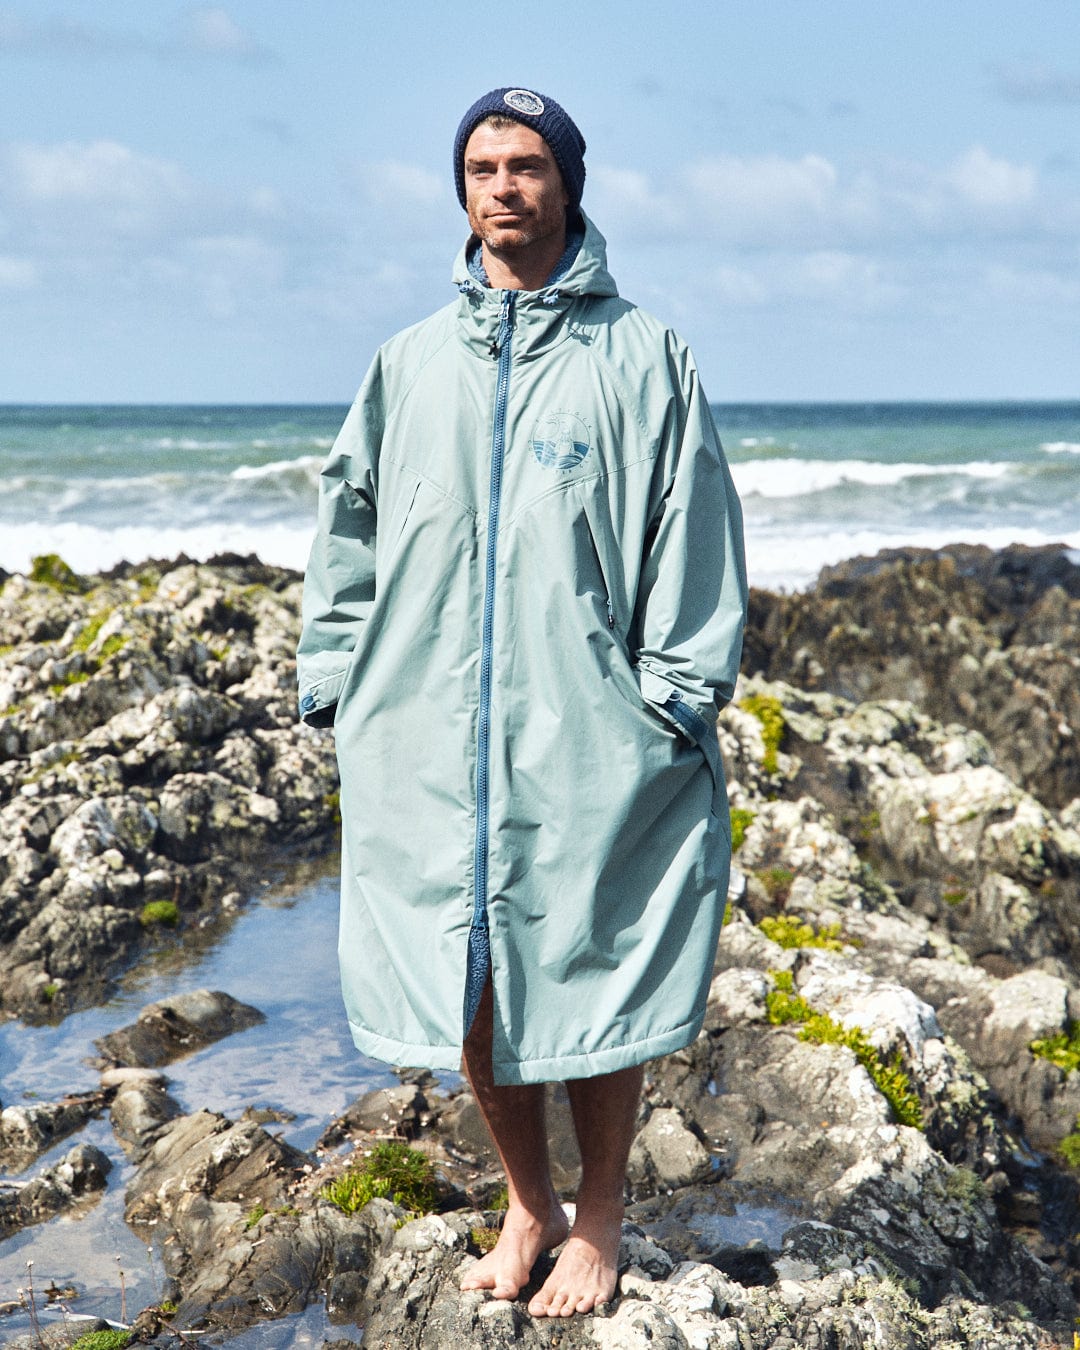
<box><xmin>460</xmin><ymin>1203</ymin><xmax>570</xmax><ymax>1301</ymax></box>
<box><xmin>527</xmin><ymin>1202</ymin><xmax>623</xmax><ymax>1317</ymax></box>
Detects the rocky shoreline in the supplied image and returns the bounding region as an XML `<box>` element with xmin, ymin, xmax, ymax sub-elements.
<box><xmin>0</xmin><ymin>553</ymin><xmax>339</xmax><ymax>1019</ymax></box>
<box><xmin>2</xmin><ymin>544</ymin><xmax>1079</xmax><ymax>1348</ymax></box>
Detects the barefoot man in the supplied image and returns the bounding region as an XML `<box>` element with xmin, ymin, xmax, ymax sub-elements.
<box><xmin>297</xmin><ymin>87</ymin><xmax>747</xmax><ymax>1317</ymax></box>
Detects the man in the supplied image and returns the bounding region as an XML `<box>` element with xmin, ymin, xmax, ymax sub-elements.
<box><xmin>297</xmin><ymin>87</ymin><xmax>747</xmax><ymax>1318</ymax></box>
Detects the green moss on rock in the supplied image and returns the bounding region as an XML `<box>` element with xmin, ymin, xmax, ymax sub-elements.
<box><xmin>756</xmin><ymin>865</ymin><xmax>795</xmax><ymax>903</ymax></box>
<box><xmin>140</xmin><ymin>900</ymin><xmax>179</xmax><ymax>928</ymax></box>
<box><xmin>766</xmin><ymin>970</ymin><xmax>924</xmax><ymax>1129</ymax></box>
<box><xmin>759</xmin><ymin>913</ymin><xmax>846</xmax><ymax>951</ymax></box>
<box><xmin>320</xmin><ymin>1140</ymin><xmax>436</xmax><ymax>1216</ymax></box>
<box><xmin>1058</xmin><ymin>1119</ymin><xmax>1080</xmax><ymax>1169</ymax></box>
<box><xmin>1030</xmin><ymin>1021</ymin><xmax>1080</xmax><ymax>1075</ymax></box>
<box><xmin>729</xmin><ymin>806</ymin><xmax>755</xmax><ymax>851</ymax></box>
<box><xmin>29</xmin><ymin>553</ymin><xmax>86</xmax><ymax>594</ymax></box>
<box><xmin>70</xmin><ymin>1333</ymin><xmax>132</xmax><ymax>1350</ymax></box>
<box><xmin>739</xmin><ymin>692</ymin><xmax>786</xmax><ymax>774</ymax></box>
<box><xmin>72</xmin><ymin>611</ymin><xmax>110</xmax><ymax>652</ymax></box>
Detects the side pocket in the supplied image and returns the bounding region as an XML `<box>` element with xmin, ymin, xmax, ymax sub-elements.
<box><xmin>579</xmin><ymin>488</ymin><xmax>617</xmax><ymax>631</ymax></box>
<box><xmin>380</xmin><ymin>474</ymin><xmax>423</xmax><ymax>575</ymax></box>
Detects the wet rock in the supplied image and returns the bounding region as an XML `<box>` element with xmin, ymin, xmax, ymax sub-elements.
<box><xmin>94</xmin><ymin>988</ymin><xmax>265</xmax><ymax>1068</ymax></box>
<box><xmin>318</xmin><ymin>1082</ymin><xmax>429</xmax><ymax>1148</ymax></box>
<box><xmin>126</xmin><ymin>1107</ymin><xmax>308</xmax><ymax>1223</ymax></box>
<box><xmin>0</xmin><ymin>557</ymin><xmax>340</xmax><ymax>1019</ymax></box>
<box><xmin>157</xmin><ymin>770</ymin><xmax>280</xmax><ymax>862</ymax></box>
<box><xmin>0</xmin><ymin>1091</ymin><xmax>108</xmax><ymax>1173</ymax></box>
<box><xmin>0</xmin><ymin>1142</ymin><xmax>111</xmax><ymax>1237</ymax></box>
<box><xmin>106</xmin><ymin>1070</ymin><xmax>182</xmax><ymax>1158</ymax></box>
<box><xmin>174</xmin><ymin>1197</ymin><xmax>393</xmax><ymax>1333</ymax></box>
<box><xmin>116</xmin><ymin>1094</ymin><xmax>394</xmax><ymax>1334</ymax></box>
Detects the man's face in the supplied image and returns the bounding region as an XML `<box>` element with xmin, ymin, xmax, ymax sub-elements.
<box><xmin>464</xmin><ymin>121</ymin><xmax>569</xmax><ymax>256</ymax></box>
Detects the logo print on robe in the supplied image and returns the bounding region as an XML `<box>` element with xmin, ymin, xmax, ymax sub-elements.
<box><xmin>531</xmin><ymin>412</ymin><xmax>591</xmax><ymax>471</ymax></box>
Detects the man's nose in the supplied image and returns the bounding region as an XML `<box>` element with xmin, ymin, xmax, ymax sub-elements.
<box><xmin>491</xmin><ymin>166</ymin><xmax>519</xmax><ymax>198</ymax></box>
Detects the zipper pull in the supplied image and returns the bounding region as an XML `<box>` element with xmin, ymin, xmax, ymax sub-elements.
<box><xmin>491</xmin><ymin>292</ymin><xmax>515</xmax><ymax>359</ymax></box>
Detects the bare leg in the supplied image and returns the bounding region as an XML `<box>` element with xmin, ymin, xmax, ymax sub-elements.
<box><xmin>527</xmin><ymin>1063</ymin><xmax>644</xmax><ymax>1318</ymax></box>
<box><xmin>458</xmin><ymin>982</ymin><xmax>569</xmax><ymax>1300</ymax></box>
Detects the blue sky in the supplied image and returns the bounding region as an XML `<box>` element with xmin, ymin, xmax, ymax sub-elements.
<box><xmin>1</xmin><ymin>1</ymin><xmax>1078</xmax><ymax>402</ymax></box>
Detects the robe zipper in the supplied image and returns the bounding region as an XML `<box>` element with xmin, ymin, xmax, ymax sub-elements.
<box><xmin>466</xmin><ymin>290</ymin><xmax>516</xmax><ymax>1033</ymax></box>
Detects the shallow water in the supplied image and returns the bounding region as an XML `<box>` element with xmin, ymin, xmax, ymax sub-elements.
<box><xmin>0</xmin><ymin>852</ymin><xmax>396</xmax><ymax>1340</ymax></box>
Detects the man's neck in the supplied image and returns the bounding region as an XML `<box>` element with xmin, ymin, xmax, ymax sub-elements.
<box><xmin>480</xmin><ymin>231</ymin><xmax>567</xmax><ymax>292</ymax></box>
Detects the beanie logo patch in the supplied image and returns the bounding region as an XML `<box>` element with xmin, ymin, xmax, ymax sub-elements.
<box><xmin>503</xmin><ymin>89</ymin><xmax>545</xmax><ymax>117</ymax></box>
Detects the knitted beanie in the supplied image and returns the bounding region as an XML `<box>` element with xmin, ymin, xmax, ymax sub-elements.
<box><xmin>453</xmin><ymin>87</ymin><xmax>586</xmax><ymax>210</ymax></box>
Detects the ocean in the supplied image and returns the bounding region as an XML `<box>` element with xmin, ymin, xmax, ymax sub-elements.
<box><xmin>1</xmin><ymin>402</ymin><xmax>1078</xmax><ymax>592</ymax></box>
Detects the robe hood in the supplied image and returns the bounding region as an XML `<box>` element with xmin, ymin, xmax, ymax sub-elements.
<box><xmin>451</xmin><ymin>212</ymin><xmax>620</xmax><ymax>362</ymax></box>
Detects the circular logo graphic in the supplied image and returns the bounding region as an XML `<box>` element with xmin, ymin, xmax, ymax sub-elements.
<box><xmin>531</xmin><ymin>412</ymin><xmax>591</xmax><ymax>471</ymax></box>
<box><xmin>503</xmin><ymin>89</ymin><xmax>545</xmax><ymax>117</ymax></box>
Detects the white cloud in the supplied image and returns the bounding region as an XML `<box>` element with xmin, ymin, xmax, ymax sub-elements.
<box><xmin>708</xmin><ymin>265</ymin><xmax>768</xmax><ymax>306</ymax></box>
<box><xmin>358</xmin><ymin>161</ymin><xmax>445</xmax><ymax>207</ymax></box>
<box><xmin>186</xmin><ymin>234</ymin><xmax>285</xmax><ymax>319</ymax></box>
<box><xmin>181</xmin><ymin>7</ymin><xmax>267</xmax><ymax>61</ymax></box>
<box><xmin>0</xmin><ymin>6</ymin><xmax>271</xmax><ymax>61</ymax></box>
<box><xmin>0</xmin><ymin>255</ymin><xmax>36</xmax><ymax>289</ymax></box>
<box><xmin>685</xmin><ymin>153</ymin><xmax>839</xmax><ymax>236</ymax></box>
<box><xmin>0</xmin><ymin>135</ymin><xmax>306</xmax><ymax>321</ymax></box>
<box><xmin>7</xmin><ymin>140</ymin><xmax>193</xmax><ymax>219</ymax></box>
<box><xmin>588</xmin><ymin>166</ymin><xmax>679</xmax><ymax>235</ymax></box>
<box><xmin>946</xmin><ymin>145</ymin><xmax>1036</xmax><ymax>210</ymax></box>
<box><xmin>590</xmin><ymin>143</ymin><xmax>1056</xmax><ymax>249</ymax></box>
<box><xmin>706</xmin><ymin>251</ymin><xmax>902</xmax><ymax>310</ymax></box>
<box><xmin>982</xmin><ymin>262</ymin><xmax>1080</xmax><ymax>305</ymax></box>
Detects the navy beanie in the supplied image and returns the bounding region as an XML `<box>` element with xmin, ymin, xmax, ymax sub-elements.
<box><xmin>454</xmin><ymin>87</ymin><xmax>586</xmax><ymax>211</ymax></box>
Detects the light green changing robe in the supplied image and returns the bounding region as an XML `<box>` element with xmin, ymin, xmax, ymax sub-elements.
<box><xmin>297</xmin><ymin>214</ymin><xmax>747</xmax><ymax>1084</ymax></box>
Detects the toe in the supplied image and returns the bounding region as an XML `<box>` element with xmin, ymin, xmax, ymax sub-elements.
<box><xmin>551</xmin><ymin>1289</ymin><xmax>573</xmax><ymax>1317</ymax></box>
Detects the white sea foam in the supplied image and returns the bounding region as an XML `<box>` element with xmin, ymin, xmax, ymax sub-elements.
<box><xmin>146</xmin><ymin>437</ymin><xmax>239</xmax><ymax>451</ymax></box>
<box><xmin>730</xmin><ymin>458</ymin><xmax>1012</xmax><ymax>498</ymax></box>
<box><xmin>0</xmin><ymin>520</ymin><xmax>313</xmax><ymax>578</ymax></box>
<box><xmin>1041</xmin><ymin>441</ymin><xmax>1080</xmax><ymax>455</ymax></box>
<box><xmin>230</xmin><ymin>455</ymin><xmax>322</xmax><ymax>481</ymax></box>
<box><xmin>251</xmin><ymin>437</ymin><xmax>334</xmax><ymax>450</ymax></box>
<box><xmin>746</xmin><ymin>523</ymin><xmax>1080</xmax><ymax>593</ymax></box>
<box><xmin>4</xmin><ymin>517</ymin><xmax>1075</xmax><ymax>596</ymax></box>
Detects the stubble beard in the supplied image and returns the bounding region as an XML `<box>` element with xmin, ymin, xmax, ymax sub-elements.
<box><xmin>467</xmin><ymin>202</ymin><xmax>565</xmax><ymax>260</ymax></box>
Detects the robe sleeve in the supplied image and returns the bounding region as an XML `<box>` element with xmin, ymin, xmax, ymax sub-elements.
<box><xmin>633</xmin><ymin>340</ymin><xmax>748</xmax><ymax>751</ymax></box>
<box><xmin>296</xmin><ymin>355</ymin><xmax>386</xmax><ymax>728</ymax></box>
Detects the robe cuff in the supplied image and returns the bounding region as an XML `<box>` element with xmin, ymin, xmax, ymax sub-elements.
<box><xmin>298</xmin><ymin>668</ymin><xmax>346</xmax><ymax>728</ymax></box>
<box><xmin>638</xmin><ymin>668</ymin><xmax>715</xmax><ymax>748</ymax></box>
